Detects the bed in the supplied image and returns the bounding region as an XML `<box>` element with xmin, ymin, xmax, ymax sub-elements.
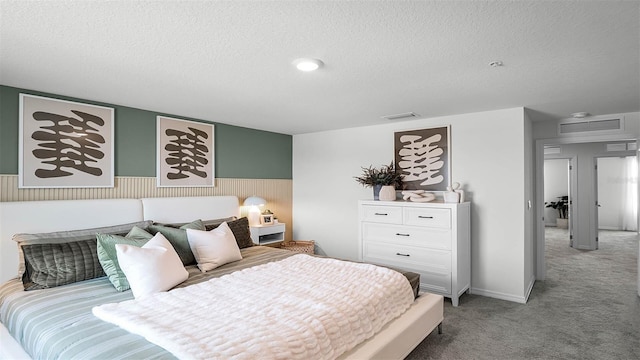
<box><xmin>0</xmin><ymin>196</ymin><xmax>443</xmax><ymax>359</ymax></box>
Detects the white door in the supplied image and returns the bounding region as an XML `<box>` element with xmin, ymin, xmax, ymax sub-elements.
<box><xmin>569</xmin><ymin>158</ymin><xmax>576</xmax><ymax>247</ymax></box>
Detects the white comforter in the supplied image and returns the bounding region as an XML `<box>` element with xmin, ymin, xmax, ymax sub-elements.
<box><xmin>93</xmin><ymin>254</ymin><xmax>415</xmax><ymax>360</ymax></box>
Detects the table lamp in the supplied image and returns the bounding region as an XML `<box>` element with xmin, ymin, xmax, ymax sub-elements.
<box><xmin>243</xmin><ymin>196</ymin><xmax>266</xmax><ymax>226</ymax></box>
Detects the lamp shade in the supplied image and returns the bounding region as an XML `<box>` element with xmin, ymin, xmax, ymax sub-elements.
<box><xmin>243</xmin><ymin>196</ymin><xmax>266</xmax><ymax>207</ymax></box>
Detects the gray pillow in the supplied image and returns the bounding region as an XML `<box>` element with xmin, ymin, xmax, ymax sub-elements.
<box><xmin>13</xmin><ymin>220</ymin><xmax>153</xmax><ymax>278</ymax></box>
<box><xmin>22</xmin><ymin>239</ymin><xmax>105</xmax><ymax>290</ymax></box>
<box><xmin>96</xmin><ymin>226</ymin><xmax>154</xmax><ymax>291</ymax></box>
<box><xmin>148</xmin><ymin>219</ymin><xmax>205</xmax><ymax>266</ymax></box>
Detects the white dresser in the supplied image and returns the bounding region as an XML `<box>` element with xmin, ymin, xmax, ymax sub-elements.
<box><xmin>358</xmin><ymin>200</ymin><xmax>471</xmax><ymax>306</ymax></box>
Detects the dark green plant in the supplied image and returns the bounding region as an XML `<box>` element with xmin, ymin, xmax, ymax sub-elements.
<box><xmin>545</xmin><ymin>195</ymin><xmax>569</xmax><ymax>219</ymax></box>
<box><xmin>354</xmin><ymin>161</ymin><xmax>403</xmax><ymax>188</ymax></box>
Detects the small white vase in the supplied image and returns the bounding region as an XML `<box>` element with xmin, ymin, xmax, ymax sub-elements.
<box><xmin>443</xmin><ymin>191</ymin><xmax>460</xmax><ymax>203</ymax></box>
<box><xmin>379</xmin><ymin>185</ymin><xmax>396</xmax><ymax>201</ymax></box>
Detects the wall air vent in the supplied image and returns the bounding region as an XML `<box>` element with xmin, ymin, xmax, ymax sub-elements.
<box><xmin>381</xmin><ymin>112</ymin><xmax>420</xmax><ymax>120</ymax></box>
<box><xmin>558</xmin><ymin>116</ymin><xmax>624</xmax><ymax>135</ymax></box>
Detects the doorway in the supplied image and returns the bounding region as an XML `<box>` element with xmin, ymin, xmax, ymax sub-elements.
<box><xmin>543</xmin><ymin>158</ymin><xmax>571</xmax><ymax>246</ymax></box>
<box><xmin>536</xmin><ymin>138</ymin><xmax>639</xmax><ymax>282</ymax></box>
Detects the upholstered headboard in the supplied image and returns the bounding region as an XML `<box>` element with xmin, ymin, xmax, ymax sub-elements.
<box><xmin>0</xmin><ymin>196</ymin><xmax>240</xmax><ymax>283</ymax></box>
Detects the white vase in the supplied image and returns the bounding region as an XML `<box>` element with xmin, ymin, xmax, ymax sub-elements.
<box><xmin>443</xmin><ymin>191</ymin><xmax>460</xmax><ymax>203</ymax></box>
<box><xmin>379</xmin><ymin>185</ymin><xmax>396</xmax><ymax>201</ymax></box>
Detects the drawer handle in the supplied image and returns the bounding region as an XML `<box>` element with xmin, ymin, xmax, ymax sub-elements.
<box><xmin>418</xmin><ymin>216</ymin><xmax>434</xmax><ymax>219</ymax></box>
<box><xmin>395</xmin><ymin>233</ymin><xmax>410</xmax><ymax>237</ymax></box>
<box><xmin>374</xmin><ymin>213</ymin><xmax>388</xmax><ymax>216</ymax></box>
<box><xmin>396</xmin><ymin>252</ymin><xmax>410</xmax><ymax>257</ymax></box>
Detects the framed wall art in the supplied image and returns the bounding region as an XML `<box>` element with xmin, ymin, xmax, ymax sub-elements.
<box><xmin>157</xmin><ymin>116</ymin><xmax>215</xmax><ymax>187</ymax></box>
<box><xmin>19</xmin><ymin>94</ymin><xmax>114</xmax><ymax>188</ymax></box>
<box><xmin>394</xmin><ymin>125</ymin><xmax>451</xmax><ymax>191</ymax></box>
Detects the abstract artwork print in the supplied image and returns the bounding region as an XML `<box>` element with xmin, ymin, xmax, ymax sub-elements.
<box><xmin>157</xmin><ymin>116</ymin><xmax>215</xmax><ymax>187</ymax></box>
<box><xmin>19</xmin><ymin>94</ymin><xmax>114</xmax><ymax>188</ymax></box>
<box><xmin>394</xmin><ymin>126</ymin><xmax>450</xmax><ymax>191</ymax></box>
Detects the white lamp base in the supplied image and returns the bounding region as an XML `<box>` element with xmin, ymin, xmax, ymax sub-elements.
<box><xmin>247</xmin><ymin>207</ymin><xmax>261</xmax><ymax>226</ymax></box>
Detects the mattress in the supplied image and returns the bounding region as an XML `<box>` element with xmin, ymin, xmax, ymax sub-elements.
<box><xmin>0</xmin><ymin>246</ymin><xmax>420</xmax><ymax>360</ymax></box>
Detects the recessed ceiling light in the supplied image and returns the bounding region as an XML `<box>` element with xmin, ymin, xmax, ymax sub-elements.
<box><xmin>293</xmin><ymin>58</ymin><xmax>324</xmax><ymax>72</ymax></box>
<box><xmin>571</xmin><ymin>112</ymin><xmax>590</xmax><ymax>118</ymax></box>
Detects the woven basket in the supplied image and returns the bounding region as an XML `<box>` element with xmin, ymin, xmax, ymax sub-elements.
<box><xmin>281</xmin><ymin>240</ymin><xmax>315</xmax><ymax>254</ymax></box>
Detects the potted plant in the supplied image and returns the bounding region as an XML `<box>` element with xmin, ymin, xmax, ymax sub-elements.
<box><xmin>545</xmin><ymin>195</ymin><xmax>569</xmax><ymax>228</ymax></box>
<box><xmin>354</xmin><ymin>162</ymin><xmax>403</xmax><ymax>201</ymax></box>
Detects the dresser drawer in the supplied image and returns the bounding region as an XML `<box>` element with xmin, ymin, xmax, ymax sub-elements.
<box><xmin>363</xmin><ymin>241</ymin><xmax>452</xmax><ymax>273</ymax></box>
<box><xmin>361</xmin><ymin>205</ymin><xmax>402</xmax><ymax>224</ymax></box>
<box><xmin>403</xmin><ymin>207</ymin><xmax>451</xmax><ymax>228</ymax></box>
<box><xmin>362</xmin><ymin>223</ymin><xmax>452</xmax><ymax>250</ymax></box>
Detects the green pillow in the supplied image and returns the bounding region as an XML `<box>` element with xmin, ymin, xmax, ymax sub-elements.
<box><xmin>147</xmin><ymin>219</ymin><xmax>205</xmax><ymax>266</ymax></box>
<box><xmin>97</xmin><ymin>226</ymin><xmax>153</xmax><ymax>291</ymax></box>
<box><xmin>22</xmin><ymin>239</ymin><xmax>105</xmax><ymax>290</ymax></box>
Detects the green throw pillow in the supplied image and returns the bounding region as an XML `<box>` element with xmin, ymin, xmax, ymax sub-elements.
<box><xmin>147</xmin><ymin>219</ymin><xmax>205</xmax><ymax>266</ymax></box>
<box><xmin>97</xmin><ymin>226</ymin><xmax>153</xmax><ymax>291</ymax></box>
<box><xmin>22</xmin><ymin>239</ymin><xmax>105</xmax><ymax>290</ymax></box>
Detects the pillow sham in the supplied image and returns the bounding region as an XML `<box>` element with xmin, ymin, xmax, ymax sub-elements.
<box><xmin>22</xmin><ymin>239</ymin><xmax>105</xmax><ymax>290</ymax></box>
<box><xmin>186</xmin><ymin>222</ymin><xmax>243</xmax><ymax>272</ymax></box>
<box><xmin>147</xmin><ymin>220</ymin><xmax>205</xmax><ymax>266</ymax></box>
<box><xmin>208</xmin><ymin>217</ymin><xmax>253</xmax><ymax>249</ymax></box>
<box><xmin>115</xmin><ymin>232</ymin><xmax>189</xmax><ymax>299</ymax></box>
<box><xmin>96</xmin><ymin>226</ymin><xmax>154</xmax><ymax>291</ymax></box>
<box><xmin>13</xmin><ymin>220</ymin><xmax>153</xmax><ymax>277</ymax></box>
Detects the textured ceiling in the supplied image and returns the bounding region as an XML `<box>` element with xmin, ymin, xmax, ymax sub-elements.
<box><xmin>1</xmin><ymin>1</ymin><xmax>638</xmax><ymax>135</ymax></box>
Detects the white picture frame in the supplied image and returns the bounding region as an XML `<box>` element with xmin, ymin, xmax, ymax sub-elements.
<box><xmin>260</xmin><ymin>214</ymin><xmax>274</xmax><ymax>225</ymax></box>
<box><xmin>19</xmin><ymin>94</ymin><xmax>114</xmax><ymax>188</ymax></box>
<box><xmin>157</xmin><ymin>116</ymin><xmax>215</xmax><ymax>187</ymax></box>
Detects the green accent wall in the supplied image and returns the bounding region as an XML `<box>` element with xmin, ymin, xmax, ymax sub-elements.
<box><xmin>0</xmin><ymin>85</ymin><xmax>292</xmax><ymax>179</ymax></box>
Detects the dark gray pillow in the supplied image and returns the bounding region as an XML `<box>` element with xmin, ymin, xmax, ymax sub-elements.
<box><xmin>208</xmin><ymin>217</ymin><xmax>253</xmax><ymax>249</ymax></box>
<box><xmin>22</xmin><ymin>239</ymin><xmax>105</xmax><ymax>290</ymax></box>
<box><xmin>13</xmin><ymin>220</ymin><xmax>153</xmax><ymax>278</ymax></box>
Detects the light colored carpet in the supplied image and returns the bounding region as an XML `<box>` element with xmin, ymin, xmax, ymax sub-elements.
<box><xmin>406</xmin><ymin>228</ymin><xmax>640</xmax><ymax>360</ymax></box>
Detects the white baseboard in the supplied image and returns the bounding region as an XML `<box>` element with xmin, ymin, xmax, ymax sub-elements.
<box><xmin>469</xmin><ymin>287</ymin><xmax>528</xmax><ymax>304</ymax></box>
<box><xmin>598</xmin><ymin>226</ymin><xmax>622</xmax><ymax>231</ymax></box>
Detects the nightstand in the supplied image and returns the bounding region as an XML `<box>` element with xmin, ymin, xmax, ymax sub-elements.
<box><xmin>249</xmin><ymin>223</ymin><xmax>285</xmax><ymax>245</ymax></box>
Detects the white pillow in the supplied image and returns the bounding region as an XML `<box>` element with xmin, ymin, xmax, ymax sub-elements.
<box><xmin>186</xmin><ymin>222</ymin><xmax>242</xmax><ymax>272</ymax></box>
<box><xmin>115</xmin><ymin>232</ymin><xmax>188</xmax><ymax>299</ymax></box>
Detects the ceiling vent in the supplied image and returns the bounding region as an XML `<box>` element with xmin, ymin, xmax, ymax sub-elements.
<box><xmin>558</xmin><ymin>116</ymin><xmax>624</xmax><ymax>135</ymax></box>
<box><xmin>381</xmin><ymin>112</ymin><xmax>419</xmax><ymax>121</ymax></box>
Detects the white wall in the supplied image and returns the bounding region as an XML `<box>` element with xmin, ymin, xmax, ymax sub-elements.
<box><xmin>293</xmin><ymin>107</ymin><xmax>530</xmax><ymax>303</ymax></box>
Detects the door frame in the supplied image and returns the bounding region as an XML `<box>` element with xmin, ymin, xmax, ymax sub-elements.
<box><xmin>535</xmin><ymin>134</ymin><xmax>638</xmax><ymax>280</ymax></box>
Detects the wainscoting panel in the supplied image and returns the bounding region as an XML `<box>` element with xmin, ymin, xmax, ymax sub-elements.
<box><xmin>0</xmin><ymin>175</ymin><xmax>293</xmax><ymax>241</ymax></box>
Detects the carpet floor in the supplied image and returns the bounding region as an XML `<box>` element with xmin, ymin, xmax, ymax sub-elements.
<box><xmin>405</xmin><ymin>228</ymin><xmax>639</xmax><ymax>360</ymax></box>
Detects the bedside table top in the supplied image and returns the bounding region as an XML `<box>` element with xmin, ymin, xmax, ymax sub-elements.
<box><xmin>250</xmin><ymin>222</ymin><xmax>285</xmax><ymax>228</ymax></box>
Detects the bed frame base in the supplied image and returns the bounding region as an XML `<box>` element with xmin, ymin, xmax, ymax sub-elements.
<box><xmin>339</xmin><ymin>292</ymin><xmax>444</xmax><ymax>360</ymax></box>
